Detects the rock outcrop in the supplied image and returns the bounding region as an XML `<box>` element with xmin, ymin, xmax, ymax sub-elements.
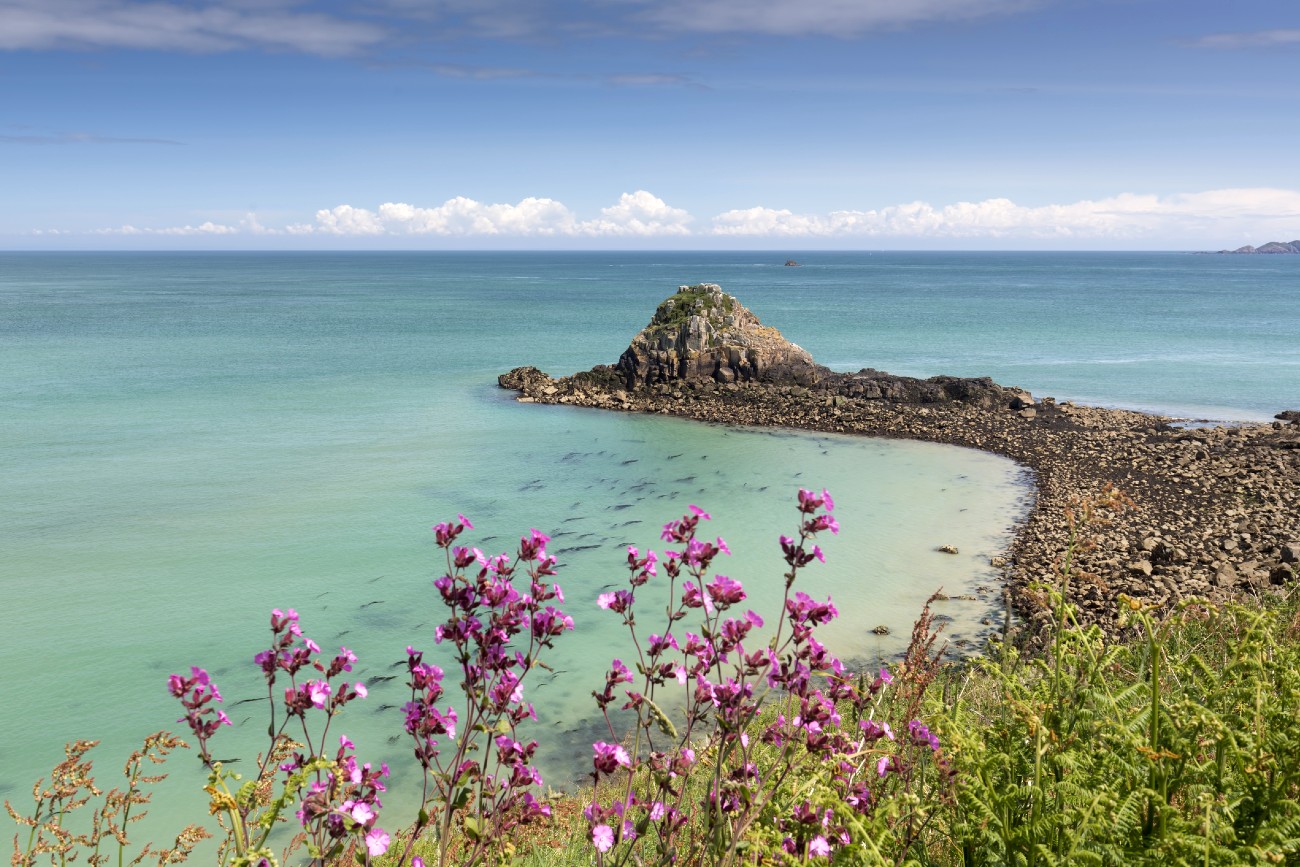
<box><xmin>616</xmin><ymin>284</ymin><xmax>824</xmax><ymax>388</ymax></box>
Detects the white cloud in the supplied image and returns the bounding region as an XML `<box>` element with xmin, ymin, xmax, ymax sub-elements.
<box><xmin>91</xmin><ymin>214</ymin><xmax>261</xmax><ymax>235</ymax></box>
<box><xmin>633</xmin><ymin>0</ymin><xmax>1038</xmax><ymax>36</ymax></box>
<box><xmin>0</xmin><ymin>0</ymin><xmax>387</xmax><ymax>55</ymax></box>
<box><xmin>583</xmin><ymin>191</ymin><xmax>693</xmax><ymax>236</ymax></box>
<box><xmin>1192</xmin><ymin>29</ymin><xmax>1300</xmax><ymax>50</ymax></box>
<box><xmin>710</xmin><ymin>189</ymin><xmax>1300</xmax><ymax>238</ymax></box>
<box><xmin>64</xmin><ymin>187</ymin><xmax>1300</xmax><ymax>245</ymax></box>
<box><xmin>313</xmin><ymin>191</ymin><xmax>690</xmax><ymax>237</ymax></box>
<box><xmin>376</xmin><ymin>196</ymin><xmax>580</xmax><ymax>235</ymax></box>
<box><xmin>314</xmin><ymin>204</ymin><xmax>387</xmax><ymax>235</ymax></box>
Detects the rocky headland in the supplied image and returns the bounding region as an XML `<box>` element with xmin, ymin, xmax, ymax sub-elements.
<box><xmin>1217</xmin><ymin>240</ymin><xmax>1300</xmax><ymax>254</ymax></box>
<box><xmin>499</xmin><ymin>284</ymin><xmax>1300</xmax><ymax>639</ymax></box>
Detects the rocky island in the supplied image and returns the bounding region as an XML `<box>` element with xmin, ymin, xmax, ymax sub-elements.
<box><xmin>500</xmin><ymin>284</ymin><xmax>1300</xmax><ymax>639</ymax></box>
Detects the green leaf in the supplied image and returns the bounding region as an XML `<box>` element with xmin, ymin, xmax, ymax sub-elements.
<box><xmin>463</xmin><ymin>815</ymin><xmax>481</xmax><ymax>842</ymax></box>
<box><xmin>452</xmin><ymin>787</ymin><xmax>472</xmax><ymax>811</ymax></box>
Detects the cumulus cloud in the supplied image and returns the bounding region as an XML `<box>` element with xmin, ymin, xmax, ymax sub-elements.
<box><xmin>584</xmin><ymin>191</ymin><xmax>693</xmax><ymax>236</ymax></box>
<box><xmin>1191</xmin><ymin>29</ymin><xmax>1300</xmax><ymax>49</ymax></box>
<box><xmin>0</xmin><ymin>0</ymin><xmax>387</xmax><ymax>55</ymax></box>
<box><xmin>311</xmin><ymin>191</ymin><xmax>690</xmax><ymax>237</ymax></box>
<box><xmin>630</xmin><ymin>0</ymin><xmax>1039</xmax><ymax>36</ymax></box>
<box><xmin>91</xmin><ymin>213</ymin><xmax>269</xmax><ymax>235</ymax></box>
<box><xmin>68</xmin><ymin>187</ymin><xmax>1300</xmax><ymax>244</ymax></box>
<box><xmin>710</xmin><ymin>188</ymin><xmax>1300</xmax><ymax>238</ymax></box>
<box><xmin>312</xmin><ymin>197</ymin><xmax>581</xmax><ymax>236</ymax></box>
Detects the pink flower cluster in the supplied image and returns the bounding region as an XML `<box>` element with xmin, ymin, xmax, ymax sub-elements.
<box><xmin>166</xmin><ymin>666</ymin><xmax>231</xmax><ymax>762</ymax></box>
<box><xmin>397</xmin><ymin>515</ymin><xmax>571</xmax><ymax>858</ymax></box>
<box><xmin>254</xmin><ymin>607</ymin><xmax>368</xmax><ymax>719</ymax></box>
<box><xmin>283</xmin><ymin>734</ymin><xmax>391</xmax><ymax>859</ymax></box>
<box><xmin>585</xmin><ymin>490</ymin><xmax>861</xmax><ymax>860</ymax></box>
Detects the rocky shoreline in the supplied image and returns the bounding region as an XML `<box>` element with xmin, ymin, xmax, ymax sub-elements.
<box><xmin>498</xmin><ymin>285</ymin><xmax>1300</xmax><ymax>639</ymax></box>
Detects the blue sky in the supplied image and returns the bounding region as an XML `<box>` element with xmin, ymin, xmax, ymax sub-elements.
<box><xmin>2</xmin><ymin>0</ymin><xmax>1297</xmax><ymax>249</ymax></box>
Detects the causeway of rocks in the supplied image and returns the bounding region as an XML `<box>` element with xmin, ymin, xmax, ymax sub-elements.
<box><xmin>500</xmin><ymin>284</ymin><xmax>1300</xmax><ymax>637</ymax></box>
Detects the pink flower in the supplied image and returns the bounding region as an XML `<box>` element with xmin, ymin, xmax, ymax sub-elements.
<box><xmin>350</xmin><ymin>801</ymin><xmax>375</xmax><ymax>825</ymax></box>
<box><xmin>705</xmin><ymin>574</ymin><xmax>746</xmax><ymax>606</ymax></box>
<box><xmin>592</xmin><ymin>824</ymin><xmax>614</xmax><ymax>853</ymax></box>
<box><xmin>809</xmin><ymin>835</ymin><xmax>831</xmax><ymax>857</ymax></box>
<box><xmin>688</xmin><ymin>504</ymin><xmax>711</xmax><ymax>519</ymax></box>
<box><xmin>308</xmin><ymin>681</ymin><xmax>331</xmax><ymax>708</ymax></box>
<box><xmin>364</xmin><ymin>827</ymin><xmax>390</xmax><ymax>857</ymax></box>
<box><xmin>592</xmin><ymin>741</ymin><xmax>631</xmax><ymax>774</ymax></box>
<box><xmin>457</xmin><ymin>513</ymin><xmax>473</xmax><ymax>530</ymax></box>
<box><xmin>354</xmin><ymin>682</ymin><xmax>368</xmax><ymax>699</ymax></box>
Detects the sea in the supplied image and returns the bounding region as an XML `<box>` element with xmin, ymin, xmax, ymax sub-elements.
<box><xmin>2</xmin><ymin>251</ymin><xmax>1296</xmax><ymax>846</ymax></box>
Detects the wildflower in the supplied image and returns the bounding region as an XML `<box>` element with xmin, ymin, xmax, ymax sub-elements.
<box><xmin>598</xmin><ymin>590</ymin><xmax>633</xmax><ymax>613</ymax></box>
<box><xmin>592</xmin><ymin>824</ymin><xmax>614</xmax><ymax>853</ymax></box>
<box><xmin>705</xmin><ymin>574</ymin><xmax>746</xmax><ymax>606</ymax></box>
<box><xmin>809</xmin><ymin>835</ymin><xmax>831</xmax><ymax>857</ymax></box>
<box><xmin>308</xmin><ymin>681</ymin><xmax>331</xmax><ymax>709</ymax></box>
<box><xmin>592</xmin><ymin>741</ymin><xmax>631</xmax><ymax>775</ymax></box>
<box><xmin>908</xmin><ymin>719</ymin><xmax>941</xmax><ymax>751</ymax></box>
<box><xmin>364</xmin><ymin>828</ymin><xmax>389</xmax><ymax>857</ymax></box>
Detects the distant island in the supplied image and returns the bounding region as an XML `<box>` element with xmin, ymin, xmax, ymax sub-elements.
<box><xmin>1218</xmin><ymin>240</ymin><xmax>1300</xmax><ymax>253</ymax></box>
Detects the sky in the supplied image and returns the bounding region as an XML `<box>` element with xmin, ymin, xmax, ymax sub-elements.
<box><xmin>2</xmin><ymin>0</ymin><xmax>1298</xmax><ymax>250</ymax></box>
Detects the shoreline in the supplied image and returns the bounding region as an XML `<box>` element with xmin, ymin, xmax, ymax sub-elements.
<box><xmin>499</xmin><ymin>365</ymin><xmax>1300</xmax><ymax>638</ymax></box>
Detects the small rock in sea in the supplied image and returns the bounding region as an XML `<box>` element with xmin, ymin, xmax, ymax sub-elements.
<box><xmin>871</xmin><ymin>624</ymin><xmax>890</xmax><ymax>635</ymax></box>
<box><xmin>937</xmin><ymin>544</ymin><xmax>959</xmax><ymax>554</ymax></box>
<box><xmin>990</xmin><ymin>555</ymin><xmax>1007</xmax><ymax>567</ymax></box>
<box><xmin>784</xmin><ymin>259</ymin><xmax>800</xmax><ymax>266</ymax></box>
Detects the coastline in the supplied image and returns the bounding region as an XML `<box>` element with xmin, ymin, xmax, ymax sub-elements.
<box><xmin>499</xmin><ymin>365</ymin><xmax>1300</xmax><ymax>638</ymax></box>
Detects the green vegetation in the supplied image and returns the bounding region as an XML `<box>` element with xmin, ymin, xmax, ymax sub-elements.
<box><xmin>648</xmin><ymin>285</ymin><xmax>737</xmax><ymax>333</ymax></box>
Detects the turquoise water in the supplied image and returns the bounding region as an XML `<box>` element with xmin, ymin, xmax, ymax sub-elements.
<box><xmin>2</xmin><ymin>251</ymin><xmax>1295</xmax><ymax>843</ymax></box>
